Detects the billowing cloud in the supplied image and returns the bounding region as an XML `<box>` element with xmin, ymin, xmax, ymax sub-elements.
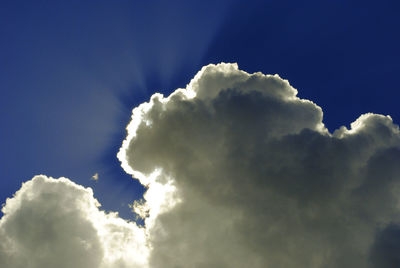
<box><xmin>2</xmin><ymin>63</ymin><xmax>400</xmax><ymax>268</ymax></box>
<box><xmin>0</xmin><ymin>175</ymin><xmax>149</xmax><ymax>268</ymax></box>
<box><xmin>118</xmin><ymin>63</ymin><xmax>400</xmax><ymax>268</ymax></box>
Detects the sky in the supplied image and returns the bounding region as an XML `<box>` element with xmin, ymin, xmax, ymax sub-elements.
<box><xmin>1</xmin><ymin>0</ymin><xmax>400</xmax><ymax>267</ymax></box>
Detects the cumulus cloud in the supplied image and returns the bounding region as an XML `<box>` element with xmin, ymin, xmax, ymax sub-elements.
<box><xmin>0</xmin><ymin>175</ymin><xmax>148</xmax><ymax>268</ymax></box>
<box><xmin>118</xmin><ymin>63</ymin><xmax>400</xmax><ymax>268</ymax></box>
<box><xmin>2</xmin><ymin>63</ymin><xmax>400</xmax><ymax>268</ymax></box>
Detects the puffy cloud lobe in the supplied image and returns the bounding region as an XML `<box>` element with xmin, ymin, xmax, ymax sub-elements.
<box><xmin>118</xmin><ymin>63</ymin><xmax>400</xmax><ymax>268</ymax></box>
<box><xmin>0</xmin><ymin>175</ymin><xmax>149</xmax><ymax>268</ymax></box>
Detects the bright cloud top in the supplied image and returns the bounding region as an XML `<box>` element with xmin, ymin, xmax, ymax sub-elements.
<box><xmin>3</xmin><ymin>63</ymin><xmax>400</xmax><ymax>267</ymax></box>
<box><xmin>0</xmin><ymin>175</ymin><xmax>148</xmax><ymax>268</ymax></box>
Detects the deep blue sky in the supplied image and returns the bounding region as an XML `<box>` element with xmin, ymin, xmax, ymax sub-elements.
<box><xmin>1</xmin><ymin>0</ymin><xmax>399</xmax><ymax>220</ymax></box>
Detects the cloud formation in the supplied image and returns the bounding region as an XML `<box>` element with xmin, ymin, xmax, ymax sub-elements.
<box><xmin>2</xmin><ymin>63</ymin><xmax>400</xmax><ymax>268</ymax></box>
<box><xmin>0</xmin><ymin>175</ymin><xmax>148</xmax><ymax>268</ymax></box>
<box><xmin>119</xmin><ymin>63</ymin><xmax>400</xmax><ymax>268</ymax></box>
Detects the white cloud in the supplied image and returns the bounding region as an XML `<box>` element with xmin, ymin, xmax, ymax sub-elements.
<box><xmin>2</xmin><ymin>63</ymin><xmax>400</xmax><ymax>267</ymax></box>
<box><xmin>0</xmin><ymin>175</ymin><xmax>149</xmax><ymax>268</ymax></box>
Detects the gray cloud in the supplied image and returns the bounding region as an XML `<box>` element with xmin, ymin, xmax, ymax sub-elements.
<box><xmin>118</xmin><ymin>63</ymin><xmax>400</xmax><ymax>268</ymax></box>
<box><xmin>370</xmin><ymin>223</ymin><xmax>400</xmax><ymax>267</ymax></box>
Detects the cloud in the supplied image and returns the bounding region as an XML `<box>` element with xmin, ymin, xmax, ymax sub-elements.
<box><xmin>0</xmin><ymin>175</ymin><xmax>149</xmax><ymax>268</ymax></box>
<box><xmin>2</xmin><ymin>63</ymin><xmax>400</xmax><ymax>268</ymax></box>
<box><xmin>91</xmin><ymin>172</ymin><xmax>99</xmax><ymax>182</ymax></box>
<box><xmin>118</xmin><ymin>63</ymin><xmax>400</xmax><ymax>268</ymax></box>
